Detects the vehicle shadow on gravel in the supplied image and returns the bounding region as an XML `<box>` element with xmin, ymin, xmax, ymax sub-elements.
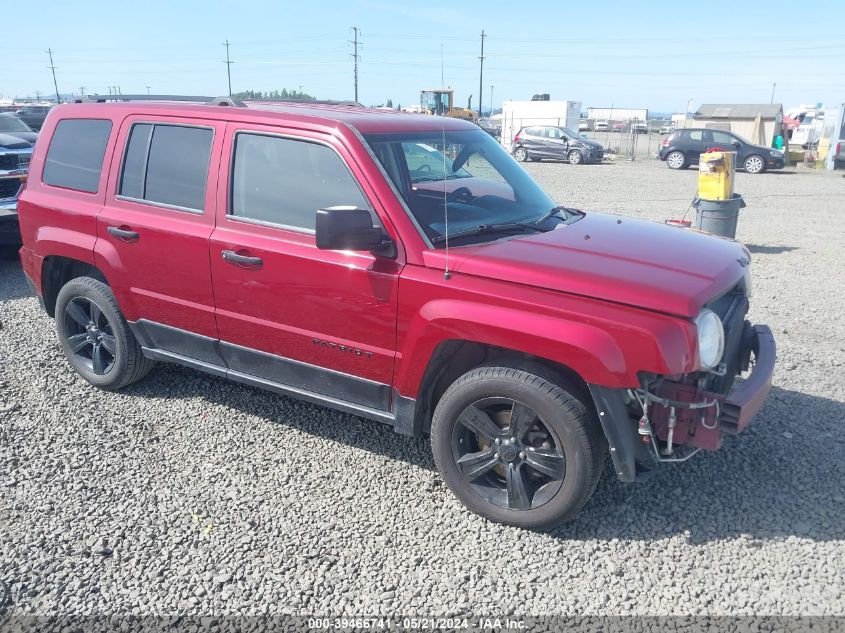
<box><xmin>128</xmin><ymin>364</ymin><xmax>844</xmax><ymax>543</ymax></box>
<box><xmin>0</xmin><ymin>260</ymin><xmax>32</xmax><ymax>304</ymax></box>
<box><xmin>745</xmin><ymin>244</ymin><xmax>798</xmax><ymax>255</ymax></box>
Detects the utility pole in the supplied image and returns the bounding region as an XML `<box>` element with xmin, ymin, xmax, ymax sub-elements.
<box><xmin>146</xmin><ymin>86</ymin><xmax>151</xmax><ymax>95</ymax></box>
<box><xmin>770</xmin><ymin>82</ymin><xmax>776</xmax><ymax>104</ymax></box>
<box><xmin>47</xmin><ymin>48</ymin><xmax>61</xmax><ymax>103</ymax></box>
<box><xmin>79</xmin><ymin>86</ymin><xmax>85</xmax><ymax>96</ymax></box>
<box><xmin>478</xmin><ymin>30</ymin><xmax>486</xmax><ymax>119</ymax></box>
<box><xmin>350</xmin><ymin>27</ymin><xmax>360</xmax><ymax>102</ymax></box>
<box><xmin>490</xmin><ymin>84</ymin><xmax>494</xmax><ymax>117</ymax></box>
<box><xmin>223</xmin><ymin>39</ymin><xmax>233</xmax><ymax>97</ymax></box>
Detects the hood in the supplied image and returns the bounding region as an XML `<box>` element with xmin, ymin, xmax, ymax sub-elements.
<box><xmin>0</xmin><ymin>133</ymin><xmax>33</xmax><ymax>150</ymax></box>
<box><xmin>8</xmin><ymin>131</ymin><xmax>38</xmax><ymax>144</ymax></box>
<box><xmin>426</xmin><ymin>212</ymin><xmax>749</xmax><ymax>317</ymax></box>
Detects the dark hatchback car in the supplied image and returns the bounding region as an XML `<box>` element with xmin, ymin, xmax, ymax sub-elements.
<box><xmin>512</xmin><ymin>125</ymin><xmax>604</xmax><ymax>165</ymax></box>
<box><xmin>660</xmin><ymin>128</ymin><xmax>784</xmax><ymax>174</ymax></box>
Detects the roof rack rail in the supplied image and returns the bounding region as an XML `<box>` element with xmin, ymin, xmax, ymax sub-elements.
<box><xmin>282</xmin><ymin>99</ymin><xmax>364</xmax><ymax>108</ymax></box>
<box><xmin>75</xmin><ymin>95</ymin><xmax>246</xmax><ymax>107</ymax></box>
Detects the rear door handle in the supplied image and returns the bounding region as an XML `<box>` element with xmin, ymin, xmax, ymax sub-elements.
<box><xmin>221</xmin><ymin>250</ymin><xmax>263</xmax><ymax>268</ymax></box>
<box><xmin>107</xmin><ymin>225</ymin><xmax>139</xmax><ymax>241</ymax></box>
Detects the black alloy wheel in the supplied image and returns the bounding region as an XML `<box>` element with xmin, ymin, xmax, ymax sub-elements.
<box><xmin>63</xmin><ymin>296</ymin><xmax>116</xmax><ymax>376</ymax></box>
<box><xmin>451</xmin><ymin>397</ymin><xmax>566</xmax><ymax>511</ymax></box>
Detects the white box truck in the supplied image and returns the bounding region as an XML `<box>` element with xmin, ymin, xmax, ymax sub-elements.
<box><xmin>500</xmin><ymin>100</ymin><xmax>582</xmax><ymax>151</ymax></box>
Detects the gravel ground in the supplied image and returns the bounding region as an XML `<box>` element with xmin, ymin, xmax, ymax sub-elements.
<box><xmin>1</xmin><ymin>157</ymin><xmax>843</xmax><ymax>622</ymax></box>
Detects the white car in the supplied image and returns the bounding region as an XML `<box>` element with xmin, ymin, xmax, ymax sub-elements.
<box><xmin>659</xmin><ymin>124</ymin><xmax>675</xmax><ymax>134</ymax></box>
<box><xmin>578</xmin><ymin>120</ymin><xmax>589</xmax><ymax>132</ymax></box>
<box><xmin>594</xmin><ymin>120</ymin><xmax>609</xmax><ymax>132</ymax></box>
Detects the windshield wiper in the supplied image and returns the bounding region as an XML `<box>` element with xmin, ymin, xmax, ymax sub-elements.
<box><xmin>534</xmin><ymin>205</ymin><xmax>584</xmax><ymax>225</ymax></box>
<box><xmin>432</xmin><ymin>222</ymin><xmax>546</xmax><ymax>245</ymax></box>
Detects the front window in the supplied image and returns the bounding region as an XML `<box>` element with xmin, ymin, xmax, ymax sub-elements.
<box><xmin>366</xmin><ymin>129</ymin><xmax>563</xmax><ymax>246</ymax></box>
<box><xmin>0</xmin><ymin>117</ymin><xmax>30</xmax><ymax>133</ymax></box>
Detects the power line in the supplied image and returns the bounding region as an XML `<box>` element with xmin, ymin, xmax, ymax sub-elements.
<box><xmin>223</xmin><ymin>39</ymin><xmax>233</xmax><ymax>97</ymax></box>
<box><xmin>478</xmin><ymin>30</ymin><xmax>485</xmax><ymax>119</ymax></box>
<box><xmin>350</xmin><ymin>27</ymin><xmax>360</xmax><ymax>102</ymax></box>
<box><xmin>46</xmin><ymin>48</ymin><xmax>60</xmax><ymax>102</ymax></box>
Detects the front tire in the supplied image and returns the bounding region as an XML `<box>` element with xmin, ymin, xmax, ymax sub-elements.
<box><xmin>568</xmin><ymin>150</ymin><xmax>583</xmax><ymax>165</ymax></box>
<box><xmin>665</xmin><ymin>150</ymin><xmax>686</xmax><ymax>170</ymax></box>
<box><xmin>744</xmin><ymin>155</ymin><xmax>765</xmax><ymax>174</ymax></box>
<box><xmin>431</xmin><ymin>366</ymin><xmax>605</xmax><ymax>529</ymax></box>
<box><xmin>55</xmin><ymin>277</ymin><xmax>154</xmax><ymax>390</ymax></box>
<box><xmin>513</xmin><ymin>147</ymin><xmax>528</xmax><ymax>162</ymax></box>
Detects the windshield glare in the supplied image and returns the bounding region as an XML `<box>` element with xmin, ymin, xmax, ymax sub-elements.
<box><xmin>366</xmin><ymin>130</ymin><xmax>557</xmax><ymax>246</ymax></box>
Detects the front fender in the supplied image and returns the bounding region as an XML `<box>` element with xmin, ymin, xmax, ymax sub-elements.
<box><xmin>395</xmin><ymin>299</ymin><xmax>628</xmax><ymax>398</ymax></box>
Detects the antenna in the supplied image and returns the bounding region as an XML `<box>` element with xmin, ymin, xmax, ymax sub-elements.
<box><xmin>440</xmin><ymin>43</ymin><xmax>451</xmax><ymax>281</ymax></box>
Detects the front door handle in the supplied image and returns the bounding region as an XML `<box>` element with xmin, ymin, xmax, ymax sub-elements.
<box><xmin>107</xmin><ymin>225</ymin><xmax>139</xmax><ymax>241</ymax></box>
<box><xmin>221</xmin><ymin>250</ymin><xmax>263</xmax><ymax>268</ymax></box>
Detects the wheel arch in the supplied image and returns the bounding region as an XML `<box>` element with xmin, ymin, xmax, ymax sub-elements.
<box><xmin>41</xmin><ymin>255</ymin><xmax>110</xmax><ymax>317</ymax></box>
<box><xmin>395</xmin><ymin>301</ymin><xmax>631</xmax><ymax>436</ymax></box>
<box><xmin>406</xmin><ymin>339</ymin><xmax>594</xmax><ymax>436</ymax></box>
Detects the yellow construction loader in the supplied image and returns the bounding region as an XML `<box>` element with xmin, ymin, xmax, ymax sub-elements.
<box><xmin>419</xmin><ymin>89</ymin><xmax>478</xmax><ymax>123</ymax></box>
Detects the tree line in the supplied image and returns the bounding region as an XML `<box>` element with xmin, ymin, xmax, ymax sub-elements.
<box><xmin>232</xmin><ymin>89</ymin><xmax>315</xmax><ymax>101</ymax></box>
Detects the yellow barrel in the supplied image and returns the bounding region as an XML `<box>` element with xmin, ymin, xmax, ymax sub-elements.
<box><xmin>698</xmin><ymin>151</ymin><xmax>735</xmax><ymax>201</ymax></box>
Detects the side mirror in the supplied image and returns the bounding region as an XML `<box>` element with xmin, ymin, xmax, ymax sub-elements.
<box><xmin>316</xmin><ymin>207</ymin><xmax>395</xmax><ymax>257</ymax></box>
<box><xmin>732</xmin><ymin>141</ymin><xmax>742</xmax><ymax>148</ymax></box>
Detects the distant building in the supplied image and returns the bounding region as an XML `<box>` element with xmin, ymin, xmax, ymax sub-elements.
<box><xmin>691</xmin><ymin>103</ymin><xmax>784</xmax><ymax>146</ymax></box>
<box><xmin>587</xmin><ymin>107</ymin><xmax>648</xmax><ymax>122</ymax></box>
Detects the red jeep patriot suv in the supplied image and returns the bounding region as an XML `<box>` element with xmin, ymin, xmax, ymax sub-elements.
<box><xmin>17</xmin><ymin>96</ymin><xmax>776</xmax><ymax>528</ymax></box>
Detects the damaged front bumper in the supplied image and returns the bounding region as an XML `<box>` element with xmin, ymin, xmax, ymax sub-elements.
<box><xmin>590</xmin><ymin>324</ymin><xmax>776</xmax><ymax>482</ymax></box>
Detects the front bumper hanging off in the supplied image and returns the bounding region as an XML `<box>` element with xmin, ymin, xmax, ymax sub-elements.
<box><xmin>590</xmin><ymin>324</ymin><xmax>776</xmax><ymax>483</ymax></box>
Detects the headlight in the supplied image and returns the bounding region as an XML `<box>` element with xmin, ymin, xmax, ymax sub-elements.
<box><xmin>694</xmin><ymin>308</ymin><xmax>725</xmax><ymax>370</ymax></box>
<box><xmin>769</xmin><ymin>149</ymin><xmax>782</xmax><ymax>157</ymax></box>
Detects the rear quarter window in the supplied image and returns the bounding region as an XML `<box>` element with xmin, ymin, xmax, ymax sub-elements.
<box><xmin>43</xmin><ymin>119</ymin><xmax>112</xmax><ymax>193</ymax></box>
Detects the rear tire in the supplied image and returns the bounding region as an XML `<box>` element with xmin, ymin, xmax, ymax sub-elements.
<box><xmin>431</xmin><ymin>365</ymin><xmax>605</xmax><ymax>529</ymax></box>
<box><xmin>666</xmin><ymin>151</ymin><xmax>686</xmax><ymax>170</ymax></box>
<box><xmin>513</xmin><ymin>147</ymin><xmax>528</xmax><ymax>162</ymax></box>
<box><xmin>55</xmin><ymin>277</ymin><xmax>154</xmax><ymax>390</ymax></box>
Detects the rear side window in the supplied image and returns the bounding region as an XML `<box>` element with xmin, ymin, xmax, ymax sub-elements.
<box><xmin>119</xmin><ymin>123</ymin><xmax>213</xmax><ymax>211</ymax></box>
<box><xmin>229</xmin><ymin>133</ymin><xmax>370</xmax><ymax>231</ymax></box>
<box><xmin>43</xmin><ymin>119</ymin><xmax>112</xmax><ymax>193</ymax></box>
<box><xmin>686</xmin><ymin>130</ymin><xmax>704</xmax><ymax>141</ymax></box>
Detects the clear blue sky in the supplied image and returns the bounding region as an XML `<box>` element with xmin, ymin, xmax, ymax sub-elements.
<box><xmin>3</xmin><ymin>0</ymin><xmax>844</xmax><ymax>113</ymax></box>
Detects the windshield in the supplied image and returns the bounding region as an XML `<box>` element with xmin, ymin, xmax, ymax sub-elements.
<box><xmin>0</xmin><ymin>117</ymin><xmax>30</xmax><ymax>133</ymax></box>
<box><xmin>560</xmin><ymin>127</ymin><xmax>589</xmax><ymax>141</ymax></box>
<box><xmin>366</xmin><ymin>129</ymin><xmax>559</xmax><ymax>246</ymax></box>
